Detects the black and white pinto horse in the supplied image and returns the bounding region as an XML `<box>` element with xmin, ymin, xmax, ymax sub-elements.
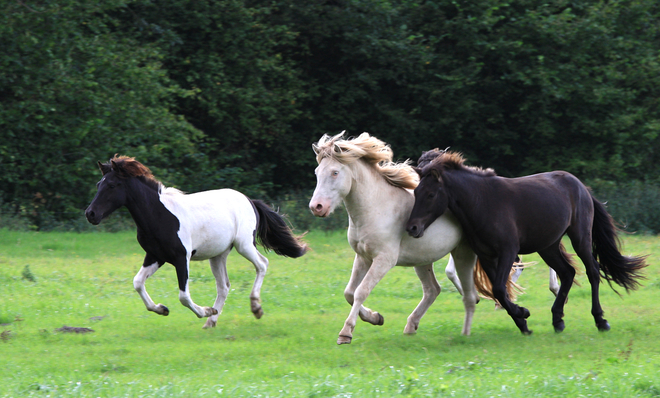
<box><xmin>85</xmin><ymin>155</ymin><xmax>307</xmax><ymax>328</ymax></box>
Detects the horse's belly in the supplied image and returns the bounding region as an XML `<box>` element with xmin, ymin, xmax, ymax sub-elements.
<box><xmin>186</xmin><ymin>222</ymin><xmax>237</xmax><ymax>260</ymax></box>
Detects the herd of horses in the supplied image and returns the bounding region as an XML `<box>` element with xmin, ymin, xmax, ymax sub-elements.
<box><xmin>85</xmin><ymin>132</ymin><xmax>648</xmax><ymax>344</ymax></box>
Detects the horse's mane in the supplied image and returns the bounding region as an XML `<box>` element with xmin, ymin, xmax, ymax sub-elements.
<box><xmin>427</xmin><ymin>150</ymin><xmax>496</xmax><ymax>177</ymax></box>
<box><xmin>104</xmin><ymin>155</ymin><xmax>181</xmax><ymax>194</ymax></box>
<box><xmin>313</xmin><ymin>132</ymin><xmax>419</xmax><ymax>189</ymax></box>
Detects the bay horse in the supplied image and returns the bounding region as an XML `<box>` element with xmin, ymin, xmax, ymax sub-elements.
<box><xmin>406</xmin><ymin>150</ymin><xmax>647</xmax><ymax>334</ymax></box>
<box><xmin>309</xmin><ymin>132</ymin><xmax>500</xmax><ymax>345</ymax></box>
<box><xmin>85</xmin><ymin>155</ymin><xmax>307</xmax><ymax>328</ymax></box>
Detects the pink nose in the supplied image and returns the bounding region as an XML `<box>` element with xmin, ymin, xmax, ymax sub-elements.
<box><xmin>309</xmin><ymin>202</ymin><xmax>326</xmax><ymax>217</ymax></box>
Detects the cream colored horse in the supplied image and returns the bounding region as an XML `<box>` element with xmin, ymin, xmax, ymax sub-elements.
<box><xmin>309</xmin><ymin>132</ymin><xmax>481</xmax><ymax>344</ymax></box>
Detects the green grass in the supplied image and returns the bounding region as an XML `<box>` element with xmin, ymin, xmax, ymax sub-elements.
<box><xmin>0</xmin><ymin>229</ymin><xmax>659</xmax><ymax>397</ymax></box>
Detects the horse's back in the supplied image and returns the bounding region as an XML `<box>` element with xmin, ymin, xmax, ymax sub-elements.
<box><xmin>160</xmin><ymin>188</ymin><xmax>257</xmax><ymax>260</ymax></box>
<box><xmin>497</xmin><ymin>171</ymin><xmax>592</xmax><ymax>252</ymax></box>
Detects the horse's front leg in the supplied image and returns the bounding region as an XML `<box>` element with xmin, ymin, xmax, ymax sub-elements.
<box><xmin>338</xmin><ymin>255</ymin><xmax>396</xmax><ymax>345</ymax></box>
<box><xmin>404</xmin><ymin>263</ymin><xmax>440</xmax><ymax>334</ymax></box>
<box><xmin>133</xmin><ymin>255</ymin><xmax>169</xmax><ymax>315</ymax></box>
<box><xmin>173</xmin><ymin>256</ymin><xmax>218</xmax><ymax>318</ymax></box>
<box><xmin>343</xmin><ymin>255</ymin><xmax>384</xmax><ymax>327</ymax></box>
<box><xmin>483</xmin><ymin>254</ymin><xmax>532</xmax><ymax>335</ymax></box>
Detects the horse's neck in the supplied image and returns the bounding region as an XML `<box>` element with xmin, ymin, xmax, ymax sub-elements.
<box><xmin>444</xmin><ymin>170</ymin><xmax>486</xmax><ymax>236</ymax></box>
<box><xmin>124</xmin><ymin>179</ymin><xmax>169</xmax><ymax>234</ymax></box>
<box><xmin>343</xmin><ymin>161</ymin><xmax>409</xmax><ymax>227</ymax></box>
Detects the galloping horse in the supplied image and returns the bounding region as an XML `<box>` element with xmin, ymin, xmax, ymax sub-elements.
<box><xmin>406</xmin><ymin>150</ymin><xmax>647</xmax><ymax>334</ymax></box>
<box><xmin>418</xmin><ymin>149</ymin><xmax>560</xmax><ymax>299</ymax></box>
<box><xmin>309</xmin><ymin>132</ymin><xmax>491</xmax><ymax>345</ymax></box>
<box><xmin>85</xmin><ymin>155</ymin><xmax>307</xmax><ymax>328</ymax></box>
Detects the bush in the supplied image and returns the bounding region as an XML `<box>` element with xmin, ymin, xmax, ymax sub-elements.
<box><xmin>589</xmin><ymin>180</ymin><xmax>660</xmax><ymax>235</ymax></box>
<box><xmin>273</xmin><ymin>191</ymin><xmax>348</xmax><ymax>233</ymax></box>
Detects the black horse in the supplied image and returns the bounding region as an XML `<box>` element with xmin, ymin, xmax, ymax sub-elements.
<box><xmin>406</xmin><ymin>150</ymin><xmax>647</xmax><ymax>334</ymax></box>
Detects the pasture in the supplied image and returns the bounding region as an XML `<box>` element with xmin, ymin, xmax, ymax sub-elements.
<box><xmin>0</xmin><ymin>228</ymin><xmax>659</xmax><ymax>397</ymax></box>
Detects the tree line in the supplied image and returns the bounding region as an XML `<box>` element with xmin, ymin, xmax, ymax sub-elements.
<box><xmin>1</xmin><ymin>0</ymin><xmax>659</xmax><ymax>231</ymax></box>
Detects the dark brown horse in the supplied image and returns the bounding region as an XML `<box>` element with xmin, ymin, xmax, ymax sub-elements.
<box><xmin>406</xmin><ymin>150</ymin><xmax>647</xmax><ymax>335</ymax></box>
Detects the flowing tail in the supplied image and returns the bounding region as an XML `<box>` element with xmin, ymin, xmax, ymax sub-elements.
<box><xmin>251</xmin><ymin>200</ymin><xmax>308</xmax><ymax>258</ymax></box>
<box><xmin>591</xmin><ymin>197</ymin><xmax>647</xmax><ymax>292</ymax></box>
<box><xmin>473</xmin><ymin>259</ymin><xmax>524</xmax><ymax>302</ymax></box>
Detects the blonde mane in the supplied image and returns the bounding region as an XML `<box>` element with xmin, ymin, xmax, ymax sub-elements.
<box><xmin>313</xmin><ymin>132</ymin><xmax>419</xmax><ymax>189</ymax></box>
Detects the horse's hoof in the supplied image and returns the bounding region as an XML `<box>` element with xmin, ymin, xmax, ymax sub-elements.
<box><xmin>597</xmin><ymin>320</ymin><xmax>611</xmax><ymax>332</ymax></box>
<box><xmin>203</xmin><ymin>319</ymin><xmax>217</xmax><ymax>329</ymax></box>
<box><xmin>376</xmin><ymin>313</ymin><xmax>384</xmax><ymax>326</ymax></box>
<box><xmin>337</xmin><ymin>335</ymin><xmax>352</xmax><ymax>345</ymax></box>
<box><xmin>158</xmin><ymin>305</ymin><xmax>169</xmax><ymax>316</ymax></box>
<box><xmin>403</xmin><ymin>323</ymin><xmax>418</xmax><ymax>334</ymax></box>
<box><xmin>522</xmin><ymin>329</ymin><xmax>533</xmax><ymax>335</ymax></box>
<box><xmin>210</xmin><ymin>308</ymin><xmax>219</xmax><ymax>316</ymax></box>
<box><xmin>553</xmin><ymin>321</ymin><xmax>565</xmax><ymax>333</ymax></box>
<box><xmin>253</xmin><ymin>307</ymin><xmax>264</xmax><ymax>319</ymax></box>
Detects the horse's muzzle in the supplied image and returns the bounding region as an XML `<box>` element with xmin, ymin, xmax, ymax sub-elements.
<box><xmin>405</xmin><ymin>222</ymin><xmax>425</xmax><ymax>238</ymax></box>
<box><xmin>85</xmin><ymin>207</ymin><xmax>101</xmax><ymax>225</ymax></box>
<box><xmin>309</xmin><ymin>199</ymin><xmax>331</xmax><ymax>217</ymax></box>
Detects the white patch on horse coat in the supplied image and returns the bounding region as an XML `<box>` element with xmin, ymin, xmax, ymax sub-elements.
<box><xmin>158</xmin><ymin>188</ymin><xmax>257</xmax><ymax>261</ymax></box>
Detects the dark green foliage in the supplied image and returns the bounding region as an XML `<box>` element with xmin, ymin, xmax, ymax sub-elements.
<box><xmin>21</xmin><ymin>265</ymin><xmax>36</xmax><ymax>282</ymax></box>
<box><xmin>590</xmin><ymin>180</ymin><xmax>660</xmax><ymax>235</ymax></box>
<box><xmin>0</xmin><ymin>0</ymin><xmax>659</xmax><ymax>231</ymax></box>
<box><xmin>0</xmin><ymin>0</ymin><xmax>200</xmax><ymax>228</ymax></box>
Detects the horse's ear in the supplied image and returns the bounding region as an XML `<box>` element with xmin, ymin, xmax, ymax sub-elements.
<box><xmin>110</xmin><ymin>160</ymin><xmax>128</xmax><ymax>178</ymax></box>
<box><xmin>98</xmin><ymin>161</ymin><xmax>111</xmax><ymax>175</ymax></box>
<box><xmin>431</xmin><ymin>168</ymin><xmax>441</xmax><ymax>181</ymax></box>
<box><xmin>413</xmin><ymin>166</ymin><xmax>423</xmax><ymax>178</ymax></box>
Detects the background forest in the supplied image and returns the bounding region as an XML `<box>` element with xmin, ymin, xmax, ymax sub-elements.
<box><xmin>1</xmin><ymin>0</ymin><xmax>659</xmax><ymax>232</ymax></box>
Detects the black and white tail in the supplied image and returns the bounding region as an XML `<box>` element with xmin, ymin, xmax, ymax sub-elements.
<box><xmin>251</xmin><ymin>200</ymin><xmax>308</xmax><ymax>258</ymax></box>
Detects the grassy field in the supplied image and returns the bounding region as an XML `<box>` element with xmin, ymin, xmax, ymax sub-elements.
<box><xmin>0</xmin><ymin>228</ymin><xmax>659</xmax><ymax>397</ymax></box>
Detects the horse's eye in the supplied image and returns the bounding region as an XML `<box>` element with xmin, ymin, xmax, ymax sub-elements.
<box><xmin>332</xmin><ymin>171</ymin><xmax>339</xmax><ymax>177</ymax></box>
<box><xmin>428</xmin><ymin>192</ymin><xmax>436</xmax><ymax>198</ymax></box>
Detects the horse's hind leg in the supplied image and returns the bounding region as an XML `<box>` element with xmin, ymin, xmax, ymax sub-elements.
<box><xmin>569</xmin><ymin>231</ymin><xmax>609</xmax><ymax>331</ymax></box>
<box><xmin>404</xmin><ymin>263</ymin><xmax>441</xmax><ymax>334</ymax></box>
<box><xmin>444</xmin><ymin>255</ymin><xmax>464</xmax><ymax>296</ymax></box>
<box><xmin>451</xmin><ymin>241</ymin><xmax>479</xmax><ymax>335</ymax></box>
<box><xmin>234</xmin><ymin>242</ymin><xmax>268</xmax><ymax>319</ymax></box>
<box><xmin>345</xmin><ymin>254</ymin><xmax>384</xmax><ymax>326</ymax></box>
<box><xmin>203</xmin><ymin>250</ymin><xmax>232</xmax><ymax>329</ymax></box>
<box><xmin>549</xmin><ymin>268</ymin><xmax>560</xmax><ymax>297</ymax></box>
<box><xmin>134</xmin><ymin>255</ymin><xmax>169</xmax><ymax>315</ymax></box>
<box><xmin>537</xmin><ymin>244</ymin><xmax>576</xmax><ymax>332</ymax></box>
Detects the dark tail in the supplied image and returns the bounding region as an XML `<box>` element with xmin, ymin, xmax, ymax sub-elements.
<box><xmin>591</xmin><ymin>197</ymin><xmax>647</xmax><ymax>292</ymax></box>
<box><xmin>251</xmin><ymin>200</ymin><xmax>308</xmax><ymax>258</ymax></box>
